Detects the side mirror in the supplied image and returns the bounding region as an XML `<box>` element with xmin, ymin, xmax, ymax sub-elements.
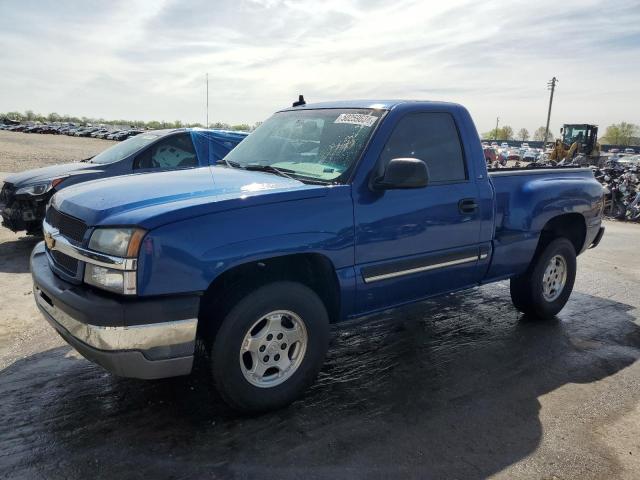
<box><xmin>560</xmin><ymin>127</ymin><xmax>564</xmax><ymax>134</ymax></box>
<box><xmin>373</xmin><ymin>158</ymin><xmax>429</xmax><ymax>190</ymax></box>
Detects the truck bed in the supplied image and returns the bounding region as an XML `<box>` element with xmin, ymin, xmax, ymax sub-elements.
<box><xmin>485</xmin><ymin>167</ymin><xmax>603</xmax><ymax>281</ymax></box>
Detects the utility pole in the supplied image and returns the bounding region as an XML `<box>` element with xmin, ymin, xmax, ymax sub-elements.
<box><xmin>206</xmin><ymin>73</ymin><xmax>209</xmax><ymax>128</ymax></box>
<box><xmin>544</xmin><ymin>77</ymin><xmax>558</xmax><ymax>146</ymax></box>
<box><xmin>494</xmin><ymin>117</ymin><xmax>499</xmax><ymax>141</ymax></box>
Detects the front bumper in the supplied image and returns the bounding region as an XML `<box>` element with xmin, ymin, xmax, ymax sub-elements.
<box><xmin>31</xmin><ymin>242</ymin><xmax>201</xmax><ymax>379</ymax></box>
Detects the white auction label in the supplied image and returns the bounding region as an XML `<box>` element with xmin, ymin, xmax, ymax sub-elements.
<box><xmin>334</xmin><ymin>113</ymin><xmax>378</xmax><ymax>127</ymax></box>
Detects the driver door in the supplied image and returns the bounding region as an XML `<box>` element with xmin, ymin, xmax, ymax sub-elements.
<box><xmin>353</xmin><ymin>112</ymin><xmax>483</xmax><ymax>314</ymax></box>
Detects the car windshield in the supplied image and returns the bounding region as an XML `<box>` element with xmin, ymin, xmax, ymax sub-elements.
<box><xmin>89</xmin><ymin>133</ymin><xmax>161</xmax><ymax>164</ymax></box>
<box><xmin>223</xmin><ymin>108</ymin><xmax>385</xmax><ymax>183</ymax></box>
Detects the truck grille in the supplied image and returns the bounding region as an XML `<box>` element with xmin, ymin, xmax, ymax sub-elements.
<box><xmin>50</xmin><ymin>250</ymin><xmax>79</xmax><ymax>276</ymax></box>
<box><xmin>45</xmin><ymin>207</ymin><xmax>88</xmax><ymax>244</ymax></box>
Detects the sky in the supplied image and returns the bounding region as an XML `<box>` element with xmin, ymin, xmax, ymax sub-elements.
<box><xmin>0</xmin><ymin>0</ymin><xmax>639</xmax><ymax>135</ymax></box>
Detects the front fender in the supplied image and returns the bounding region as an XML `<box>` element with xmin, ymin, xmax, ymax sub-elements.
<box><xmin>137</xmin><ymin>186</ymin><xmax>354</xmax><ymax>296</ymax></box>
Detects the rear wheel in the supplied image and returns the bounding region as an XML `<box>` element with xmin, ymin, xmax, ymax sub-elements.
<box><xmin>510</xmin><ymin>238</ymin><xmax>577</xmax><ymax>319</ymax></box>
<box><xmin>210</xmin><ymin>281</ymin><xmax>329</xmax><ymax>413</ymax></box>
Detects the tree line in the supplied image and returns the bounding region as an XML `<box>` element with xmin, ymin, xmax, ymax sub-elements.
<box><xmin>482</xmin><ymin>122</ymin><xmax>640</xmax><ymax>146</ymax></box>
<box><xmin>484</xmin><ymin>126</ymin><xmax>563</xmax><ymax>143</ymax></box>
<box><xmin>0</xmin><ymin>110</ymin><xmax>259</xmax><ymax>132</ymax></box>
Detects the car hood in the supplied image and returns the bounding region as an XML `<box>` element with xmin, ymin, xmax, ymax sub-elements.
<box><xmin>52</xmin><ymin>166</ymin><xmax>327</xmax><ymax>229</ymax></box>
<box><xmin>3</xmin><ymin>162</ymin><xmax>101</xmax><ymax>187</ymax></box>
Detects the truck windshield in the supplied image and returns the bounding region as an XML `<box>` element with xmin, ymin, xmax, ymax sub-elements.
<box><xmin>90</xmin><ymin>133</ymin><xmax>161</xmax><ymax>164</ymax></box>
<box><xmin>223</xmin><ymin>108</ymin><xmax>385</xmax><ymax>183</ymax></box>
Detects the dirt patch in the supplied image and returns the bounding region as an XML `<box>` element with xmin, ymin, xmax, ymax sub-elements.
<box><xmin>0</xmin><ymin>131</ymin><xmax>115</xmax><ymax>172</ymax></box>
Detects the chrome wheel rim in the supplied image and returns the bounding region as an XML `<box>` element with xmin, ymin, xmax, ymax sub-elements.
<box><xmin>542</xmin><ymin>254</ymin><xmax>567</xmax><ymax>302</ymax></box>
<box><xmin>239</xmin><ymin>310</ymin><xmax>308</xmax><ymax>388</ymax></box>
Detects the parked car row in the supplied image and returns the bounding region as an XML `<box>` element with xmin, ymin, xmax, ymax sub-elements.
<box><xmin>609</xmin><ymin>148</ymin><xmax>637</xmax><ymax>154</ymax></box>
<box><xmin>481</xmin><ymin>141</ymin><xmax>544</xmax><ymax>165</ymax></box>
<box><xmin>0</xmin><ymin>122</ymin><xmax>144</xmax><ymax>141</ymax></box>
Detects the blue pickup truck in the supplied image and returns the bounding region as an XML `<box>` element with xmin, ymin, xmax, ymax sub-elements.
<box><xmin>30</xmin><ymin>100</ymin><xmax>605</xmax><ymax>412</ymax></box>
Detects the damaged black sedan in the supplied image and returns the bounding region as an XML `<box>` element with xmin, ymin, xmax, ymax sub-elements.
<box><xmin>0</xmin><ymin>128</ymin><xmax>248</xmax><ymax>234</ymax></box>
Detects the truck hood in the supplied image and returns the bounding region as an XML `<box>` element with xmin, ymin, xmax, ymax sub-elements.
<box><xmin>52</xmin><ymin>166</ymin><xmax>327</xmax><ymax>229</ymax></box>
<box><xmin>3</xmin><ymin>162</ymin><xmax>102</xmax><ymax>188</ymax></box>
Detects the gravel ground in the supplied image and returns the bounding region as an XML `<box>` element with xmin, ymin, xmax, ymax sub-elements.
<box><xmin>1</xmin><ymin>221</ymin><xmax>640</xmax><ymax>479</ymax></box>
<box><xmin>0</xmin><ymin>131</ymin><xmax>115</xmax><ymax>172</ymax></box>
<box><xmin>1</xmin><ymin>138</ymin><xmax>640</xmax><ymax>479</ymax></box>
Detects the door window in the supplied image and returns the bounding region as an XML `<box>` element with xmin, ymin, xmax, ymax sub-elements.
<box><xmin>134</xmin><ymin>133</ymin><xmax>197</xmax><ymax>170</ymax></box>
<box><xmin>378</xmin><ymin>113</ymin><xmax>467</xmax><ymax>183</ymax></box>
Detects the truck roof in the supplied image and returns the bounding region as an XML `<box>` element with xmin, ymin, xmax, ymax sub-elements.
<box><xmin>279</xmin><ymin>99</ymin><xmax>463</xmax><ymax>112</ymax></box>
<box><xmin>149</xmin><ymin>127</ymin><xmax>249</xmax><ymax>137</ymax></box>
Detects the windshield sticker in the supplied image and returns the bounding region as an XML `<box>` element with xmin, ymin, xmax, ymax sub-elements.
<box><xmin>334</xmin><ymin>113</ymin><xmax>378</xmax><ymax>127</ymax></box>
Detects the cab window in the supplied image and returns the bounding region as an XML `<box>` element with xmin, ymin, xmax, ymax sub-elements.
<box><xmin>134</xmin><ymin>133</ymin><xmax>197</xmax><ymax>170</ymax></box>
<box><xmin>378</xmin><ymin>112</ymin><xmax>467</xmax><ymax>183</ymax></box>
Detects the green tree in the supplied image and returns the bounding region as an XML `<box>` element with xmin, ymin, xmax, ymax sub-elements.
<box><xmin>5</xmin><ymin>111</ymin><xmax>24</xmax><ymax>121</ymax></box>
<box><xmin>482</xmin><ymin>128</ymin><xmax>499</xmax><ymax>140</ymax></box>
<box><xmin>482</xmin><ymin>126</ymin><xmax>512</xmax><ymax>140</ymax></box>
<box><xmin>210</xmin><ymin>121</ymin><xmax>231</xmax><ymax>130</ymax></box>
<box><xmin>231</xmin><ymin>124</ymin><xmax>251</xmax><ymax>131</ymax></box>
<box><xmin>518</xmin><ymin>128</ymin><xmax>529</xmax><ymax>141</ymax></box>
<box><xmin>533</xmin><ymin>126</ymin><xmax>554</xmax><ymax>142</ymax></box>
<box><xmin>24</xmin><ymin>110</ymin><xmax>35</xmax><ymax>121</ymax></box>
<box><xmin>501</xmin><ymin>125</ymin><xmax>514</xmax><ymax>141</ymax></box>
<box><xmin>603</xmin><ymin>122</ymin><xmax>639</xmax><ymax>146</ymax></box>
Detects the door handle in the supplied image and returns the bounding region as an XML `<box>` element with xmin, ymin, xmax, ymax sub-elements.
<box><xmin>458</xmin><ymin>198</ymin><xmax>478</xmax><ymax>214</ymax></box>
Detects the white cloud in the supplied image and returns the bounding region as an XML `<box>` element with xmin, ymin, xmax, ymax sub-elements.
<box><xmin>0</xmin><ymin>0</ymin><xmax>638</xmax><ymax>133</ymax></box>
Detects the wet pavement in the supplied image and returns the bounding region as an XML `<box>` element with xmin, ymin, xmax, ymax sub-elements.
<box><xmin>1</xmin><ymin>221</ymin><xmax>640</xmax><ymax>479</ymax></box>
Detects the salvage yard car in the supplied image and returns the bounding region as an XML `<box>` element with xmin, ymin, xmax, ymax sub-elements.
<box><xmin>30</xmin><ymin>100</ymin><xmax>605</xmax><ymax>413</ymax></box>
<box><xmin>1</xmin><ymin>128</ymin><xmax>248</xmax><ymax>234</ymax></box>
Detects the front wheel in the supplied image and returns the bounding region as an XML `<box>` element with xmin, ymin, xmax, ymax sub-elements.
<box><xmin>510</xmin><ymin>238</ymin><xmax>577</xmax><ymax>319</ymax></box>
<box><xmin>210</xmin><ymin>281</ymin><xmax>329</xmax><ymax>413</ymax></box>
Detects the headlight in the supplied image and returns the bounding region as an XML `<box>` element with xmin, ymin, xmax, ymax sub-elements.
<box><xmin>16</xmin><ymin>178</ymin><xmax>66</xmax><ymax>196</ymax></box>
<box><xmin>88</xmin><ymin>227</ymin><xmax>146</xmax><ymax>257</ymax></box>
<box><xmin>16</xmin><ymin>182</ymin><xmax>52</xmax><ymax>196</ymax></box>
<box><xmin>85</xmin><ymin>227</ymin><xmax>146</xmax><ymax>295</ymax></box>
<box><xmin>84</xmin><ymin>264</ymin><xmax>137</xmax><ymax>295</ymax></box>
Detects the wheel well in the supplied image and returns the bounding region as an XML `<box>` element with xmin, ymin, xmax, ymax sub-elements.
<box><xmin>198</xmin><ymin>253</ymin><xmax>341</xmax><ymax>342</ymax></box>
<box><xmin>536</xmin><ymin>213</ymin><xmax>586</xmax><ymax>255</ymax></box>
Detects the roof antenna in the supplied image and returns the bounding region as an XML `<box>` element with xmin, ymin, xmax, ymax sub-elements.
<box><xmin>292</xmin><ymin>94</ymin><xmax>306</xmax><ymax>107</ymax></box>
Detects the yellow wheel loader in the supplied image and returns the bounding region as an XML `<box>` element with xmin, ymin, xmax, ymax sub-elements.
<box><xmin>549</xmin><ymin>124</ymin><xmax>602</xmax><ymax>165</ymax></box>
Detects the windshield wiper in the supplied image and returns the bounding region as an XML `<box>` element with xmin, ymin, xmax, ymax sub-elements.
<box><xmin>216</xmin><ymin>159</ymin><xmax>243</xmax><ymax>168</ymax></box>
<box><xmin>244</xmin><ymin>164</ymin><xmax>297</xmax><ymax>180</ymax></box>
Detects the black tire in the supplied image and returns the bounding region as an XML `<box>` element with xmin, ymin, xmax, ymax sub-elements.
<box><xmin>510</xmin><ymin>238</ymin><xmax>577</xmax><ymax>319</ymax></box>
<box><xmin>211</xmin><ymin>281</ymin><xmax>329</xmax><ymax>413</ymax></box>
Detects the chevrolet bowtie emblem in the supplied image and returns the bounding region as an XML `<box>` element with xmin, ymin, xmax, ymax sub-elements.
<box><xmin>44</xmin><ymin>232</ymin><xmax>56</xmax><ymax>249</ymax></box>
